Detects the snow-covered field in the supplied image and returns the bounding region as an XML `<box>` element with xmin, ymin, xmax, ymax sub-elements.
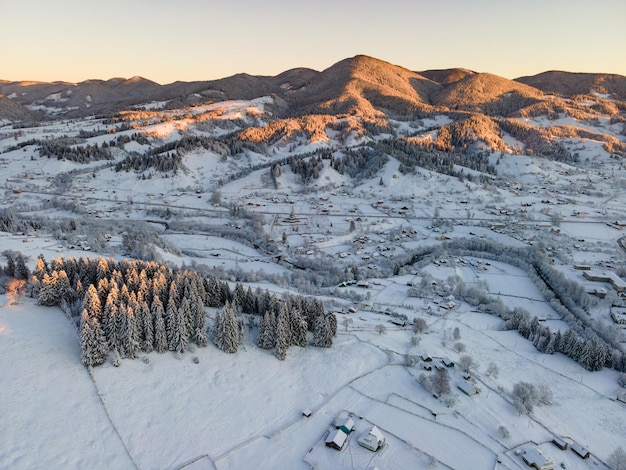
<box><xmin>2</xmin><ymin>274</ymin><xmax>625</xmax><ymax>469</ymax></box>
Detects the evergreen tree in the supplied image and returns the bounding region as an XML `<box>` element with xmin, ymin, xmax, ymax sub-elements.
<box><xmin>165</xmin><ymin>294</ymin><xmax>185</xmax><ymax>352</ymax></box>
<box><xmin>115</xmin><ymin>304</ymin><xmax>130</xmax><ymax>358</ymax></box>
<box><xmin>138</xmin><ymin>298</ymin><xmax>154</xmax><ymax>353</ymax></box>
<box><xmin>233</xmin><ymin>283</ymin><xmax>245</xmax><ymax>311</ymax></box>
<box><xmin>312</xmin><ymin>313</ymin><xmax>334</xmax><ymax>348</ymax></box>
<box><xmin>274</xmin><ymin>304</ymin><xmax>291</xmax><ymax>360</ymax></box>
<box><xmin>82</xmin><ymin>284</ymin><xmax>102</xmax><ymax>319</ymax></box>
<box><xmin>15</xmin><ymin>253</ymin><xmax>29</xmax><ymax>280</ymax></box>
<box><xmin>5</xmin><ymin>254</ymin><xmax>15</xmax><ymax>278</ymax></box>
<box><xmin>192</xmin><ymin>298</ymin><xmax>207</xmax><ymax>347</ymax></box>
<box><xmin>152</xmin><ymin>296</ymin><xmax>167</xmax><ymax>353</ymax></box>
<box><xmin>213</xmin><ymin>301</ymin><xmax>241</xmax><ymax>353</ymax></box>
<box><xmin>244</xmin><ymin>286</ymin><xmax>256</xmax><ymax>314</ymax></box>
<box><xmin>257</xmin><ymin>311</ymin><xmax>276</xmax><ymax>350</ymax></box>
<box><xmin>195</xmin><ymin>321</ymin><xmax>208</xmax><ymax>348</ymax></box>
<box><xmin>38</xmin><ymin>271</ymin><xmax>63</xmax><ymax>306</ymax></box>
<box><xmin>289</xmin><ymin>305</ymin><xmax>308</xmax><ymax>347</ymax></box>
<box><xmin>102</xmin><ymin>287</ymin><xmax>119</xmax><ymax>350</ymax></box>
<box><xmin>80</xmin><ymin>309</ymin><xmax>109</xmax><ymax>367</ymax></box>
<box><xmin>127</xmin><ymin>304</ymin><xmax>141</xmax><ymax>359</ymax></box>
<box><xmin>34</xmin><ymin>255</ymin><xmax>48</xmax><ymax>282</ymax></box>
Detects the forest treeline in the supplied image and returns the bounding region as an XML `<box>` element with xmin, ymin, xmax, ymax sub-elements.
<box><xmin>16</xmin><ymin>256</ymin><xmax>335</xmax><ymax>367</ymax></box>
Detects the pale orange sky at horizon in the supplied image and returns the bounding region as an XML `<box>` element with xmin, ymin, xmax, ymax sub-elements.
<box><xmin>3</xmin><ymin>0</ymin><xmax>625</xmax><ymax>84</ymax></box>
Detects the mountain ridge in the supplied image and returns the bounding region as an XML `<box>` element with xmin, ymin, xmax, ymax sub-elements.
<box><xmin>1</xmin><ymin>55</ymin><xmax>626</xmax><ymax>121</ymax></box>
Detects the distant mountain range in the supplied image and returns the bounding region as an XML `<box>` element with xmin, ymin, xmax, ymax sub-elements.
<box><xmin>2</xmin><ymin>55</ymin><xmax>625</xmax><ymax>121</ymax></box>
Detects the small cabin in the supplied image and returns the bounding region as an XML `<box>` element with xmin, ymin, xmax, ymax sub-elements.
<box><xmin>325</xmin><ymin>428</ymin><xmax>348</xmax><ymax>451</ymax></box>
<box><xmin>551</xmin><ymin>436</ymin><xmax>568</xmax><ymax>450</ymax></box>
<box><xmin>457</xmin><ymin>381</ymin><xmax>478</xmax><ymax>396</ymax></box>
<box><xmin>570</xmin><ymin>442</ymin><xmax>590</xmax><ymax>459</ymax></box>
<box><xmin>522</xmin><ymin>448</ymin><xmax>554</xmax><ymax>470</ymax></box>
<box><xmin>442</xmin><ymin>357</ymin><xmax>454</xmax><ymax>368</ymax></box>
<box><xmin>334</xmin><ymin>416</ymin><xmax>355</xmax><ymax>434</ymax></box>
<box><xmin>358</xmin><ymin>425</ymin><xmax>385</xmax><ymax>452</ymax></box>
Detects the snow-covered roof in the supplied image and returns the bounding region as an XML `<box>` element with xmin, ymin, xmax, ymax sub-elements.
<box><xmin>335</xmin><ymin>417</ymin><xmax>355</xmax><ymax>432</ymax></box>
<box><xmin>368</xmin><ymin>425</ymin><xmax>385</xmax><ymax>443</ymax></box>
<box><xmin>570</xmin><ymin>441</ymin><xmax>589</xmax><ymax>458</ymax></box>
<box><xmin>325</xmin><ymin>428</ymin><xmax>347</xmax><ymax>448</ymax></box>
<box><xmin>522</xmin><ymin>448</ymin><xmax>552</xmax><ymax>468</ymax></box>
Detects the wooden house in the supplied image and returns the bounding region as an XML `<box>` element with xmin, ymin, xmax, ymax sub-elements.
<box><xmin>571</xmin><ymin>442</ymin><xmax>590</xmax><ymax>459</ymax></box>
<box><xmin>522</xmin><ymin>448</ymin><xmax>554</xmax><ymax>470</ymax></box>
<box><xmin>357</xmin><ymin>426</ymin><xmax>385</xmax><ymax>452</ymax></box>
<box><xmin>551</xmin><ymin>436</ymin><xmax>568</xmax><ymax>450</ymax></box>
<box><xmin>325</xmin><ymin>428</ymin><xmax>348</xmax><ymax>451</ymax></box>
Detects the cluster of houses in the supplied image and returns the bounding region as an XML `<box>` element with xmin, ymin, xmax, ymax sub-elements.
<box><xmin>520</xmin><ymin>436</ymin><xmax>590</xmax><ymax>470</ymax></box>
<box><xmin>420</xmin><ymin>354</ymin><xmax>454</xmax><ymax>371</ymax></box>
<box><xmin>324</xmin><ymin>412</ymin><xmax>386</xmax><ymax>453</ymax></box>
<box><xmin>576</xmin><ymin>264</ymin><xmax>626</xmax><ymax>296</ymax></box>
<box><xmin>576</xmin><ymin>265</ymin><xmax>626</xmax><ymax>323</ymax></box>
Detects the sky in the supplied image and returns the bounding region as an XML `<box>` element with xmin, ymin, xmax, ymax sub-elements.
<box><xmin>3</xmin><ymin>0</ymin><xmax>626</xmax><ymax>84</ymax></box>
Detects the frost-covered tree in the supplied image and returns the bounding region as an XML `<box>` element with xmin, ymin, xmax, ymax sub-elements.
<box><xmin>257</xmin><ymin>311</ymin><xmax>276</xmax><ymax>350</ymax></box>
<box><xmin>192</xmin><ymin>298</ymin><xmax>208</xmax><ymax>348</ymax></box>
<box><xmin>125</xmin><ymin>304</ymin><xmax>141</xmax><ymax>359</ymax></box>
<box><xmin>608</xmin><ymin>447</ymin><xmax>626</xmax><ymax>470</ymax></box>
<box><xmin>274</xmin><ymin>304</ymin><xmax>291</xmax><ymax>360</ymax></box>
<box><xmin>137</xmin><ymin>299</ymin><xmax>153</xmax><ymax>353</ymax></box>
<box><xmin>453</xmin><ymin>342</ymin><xmax>466</xmax><ymax>353</ymax></box>
<box><xmin>38</xmin><ymin>271</ymin><xmax>62</xmax><ymax>306</ymax></box>
<box><xmin>432</xmin><ymin>368</ymin><xmax>451</xmax><ymax>397</ymax></box>
<box><xmin>413</xmin><ymin>317</ymin><xmax>428</xmax><ymax>333</ymax></box>
<box><xmin>458</xmin><ymin>354</ymin><xmax>478</xmax><ymax>373</ymax></box>
<box><xmin>152</xmin><ymin>295</ymin><xmax>168</xmax><ymax>353</ymax></box>
<box><xmin>213</xmin><ymin>301</ymin><xmax>241</xmax><ymax>353</ymax></box>
<box><xmin>312</xmin><ymin>313</ymin><xmax>335</xmax><ymax>348</ymax></box>
<box><xmin>289</xmin><ymin>305</ymin><xmax>308</xmax><ymax>347</ymax></box>
<box><xmin>486</xmin><ymin>362</ymin><xmax>499</xmax><ymax>378</ymax></box>
<box><xmin>512</xmin><ymin>382</ymin><xmax>539</xmax><ymax>415</ymax></box>
<box><xmin>80</xmin><ymin>309</ymin><xmax>109</xmax><ymax>367</ymax></box>
<box><xmin>82</xmin><ymin>284</ymin><xmax>102</xmax><ymax>319</ymax></box>
<box><xmin>14</xmin><ymin>253</ymin><xmax>29</xmax><ymax>280</ymax></box>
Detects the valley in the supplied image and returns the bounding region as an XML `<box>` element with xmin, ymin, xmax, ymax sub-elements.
<box><xmin>1</xmin><ymin>55</ymin><xmax>626</xmax><ymax>469</ymax></box>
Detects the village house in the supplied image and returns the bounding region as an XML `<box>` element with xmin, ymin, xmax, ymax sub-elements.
<box><xmin>334</xmin><ymin>413</ymin><xmax>355</xmax><ymax>435</ymax></box>
<box><xmin>457</xmin><ymin>381</ymin><xmax>478</xmax><ymax>396</ymax></box>
<box><xmin>570</xmin><ymin>442</ymin><xmax>590</xmax><ymax>459</ymax></box>
<box><xmin>441</xmin><ymin>357</ymin><xmax>454</xmax><ymax>368</ymax></box>
<box><xmin>357</xmin><ymin>426</ymin><xmax>385</xmax><ymax>452</ymax></box>
<box><xmin>551</xmin><ymin>436</ymin><xmax>568</xmax><ymax>450</ymax></box>
<box><xmin>522</xmin><ymin>448</ymin><xmax>555</xmax><ymax>470</ymax></box>
<box><xmin>325</xmin><ymin>428</ymin><xmax>348</xmax><ymax>451</ymax></box>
